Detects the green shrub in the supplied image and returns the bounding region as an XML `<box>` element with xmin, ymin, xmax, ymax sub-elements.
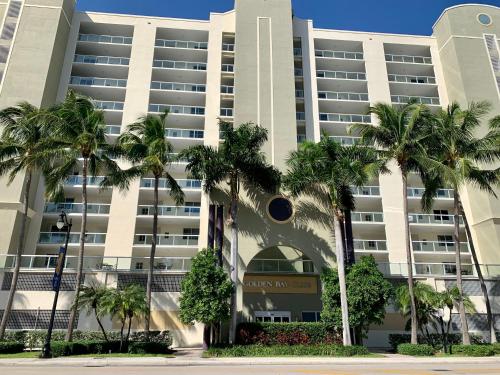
<box><xmin>48</xmin><ymin>340</ymin><xmax>122</xmax><ymax>357</ymax></box>
<box><xmin>206</xmin><ymin>344</ymin><xmax>369</xmax><ymax>357</ymax></box>
<box><xmin>0</xmin><ymin>342</ymin><xmax>25</xmax><ymax>354</ymax></box>
<box><xmin>128</xmin><ymin>342</ymin><xmax>172</xmax><ymax>354</ymax></box>
<box><xmin>389</xmin><ymin>333</ymin><xmax>484</xmax><ymax>351</ymax></box>
<box><xmin>4</xmin><ymin>330</ymin><xmax>121</xmax><ymax>349</ymax></box>
<box><xmin>451</xmin><ymin>344</ymin><xmax>494</xmax><ymax>357</ymax></box>
<box><xmin>397</xmin><ymin>344</ymin><xmax>435</xmax><ymax>356</ymax></box>
<box><xmin>236</xmin><ymin>323</ymin><xmax>341</xmax><ymax>346</ymax></box>
<box><xmin>129</xmin><ymin>331</ymin><xmax>172</xmax><ymax>346</ymax></box>
<box><xmin>492</xmin><ymin>343</ymin><xmax>500</xmax><ymax>355</ymax></box>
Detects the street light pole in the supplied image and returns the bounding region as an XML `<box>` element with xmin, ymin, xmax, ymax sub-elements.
<box><xmin>41</xmin><ymin>211</ymin><xmax>72</xmax><ymax>358</ymax></box>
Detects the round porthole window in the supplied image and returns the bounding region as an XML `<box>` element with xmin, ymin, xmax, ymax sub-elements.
<box><xmin>267</xmin><ymin>196</ymin><xmax>294</xmax><ymax>224</ymax></box>
<box><xmin>477</xmin><ymin>13</ymin><xmax>492</xmax><ymax>26</ymax></box>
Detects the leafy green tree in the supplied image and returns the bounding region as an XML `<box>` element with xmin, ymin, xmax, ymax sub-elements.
<box><xmin>44</xmin><ymin>91</ymin><xmax>119</xmax><ymax>341</ymax></box>
<box><xmin>179</xmin><ymin>248</ymin><xmax>233</xmax><ymax>349</ymax></box>
<box><xmin>422</xmin><ymin>102</ymin><xmax>500</xmax><ymax>345</ymax></box>
<box><xmin>285</xmin><ymin>138</ymin><xmax>385</xmax><ymax>346</ymax></box>
<box><xmin>181</xmin><ymin>121</ymin><xmax>280</xmax><ymax>342</ymax></box>
<box><xmin>103</xmin><ymin>110</ymin><xmax>184</xmax><ymax>333</ymax></box>
<box><xmin>351</xmin><ymin>102</ymin><xmax>434</xmax><ymax>344</ymax></box>
<box><xmin>0</xmin><ymin>102</ymin><xmax>57</xmax><ymax>339</ymax></box>
<box><xmin>76</xmin><ymin>283</ymin><xmax>112</xmax><ymax>342</ymax></box>
<box><xmin>321</xmin><ymin>256</ymin><xmax>393</xmax><ymax>344</ymax></box>
<box><xmin>100</xmin><ymin>284</ymin><xmax>148</xmax><ymax>351</ymax></box>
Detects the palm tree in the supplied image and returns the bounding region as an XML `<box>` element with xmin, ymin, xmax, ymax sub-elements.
<box><xmin>351</xmin><ymin>102</ymin><xmax>434</xmax><ymax>345</ymax></box>
<box><xmin>181</xmin><ymin>121</ymin><xmax>281</xmax><ymax>343</ymax></box>
<box><xmin>0</xmin><ymin>103</ymin><xmax>58</xmax><ymax>339</ymax></box>
<box><xmin>44</xmin><ymin>90</ymin><xmax>119</xmax><ymax>341</ymax></box>
<box><xmin>422</xmin><ymin>102</ymin><xmax>500</xmax><ymax>345</ymax></box>
<box><xmin>284</xmin><ymin>137</ymin><xmax>385</xmax><ymax>346</ymax></box>
<box><xmin>77</xmin><ymin>283</ymin><xmax>111</xmax><ymax>342</ymax></box>
<box><xmin>104</xmin><ymin>110</ymin><xmax>184</xmax><ymax>333</ymax></box>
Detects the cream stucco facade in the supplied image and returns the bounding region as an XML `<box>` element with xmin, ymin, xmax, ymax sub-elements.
<box><xmin>0</xmin><ymin>0</ymin><xmax>499</xmax><ymax>347</ymax></box>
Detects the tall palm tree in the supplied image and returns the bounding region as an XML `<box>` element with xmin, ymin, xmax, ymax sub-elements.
<box><xmin>351</xmin><ymin>102</ymin><xmax>434</xmax><ymax>345</ymax></box>
<box><xmin>77</xmin><ymin>283</ymin><xmax>111</xmax><ymax>342</ymax></box>
<box><xmin>44</xmin><ymin>90</ymin><xmax>119</xmax><ymax>341</ymax></box>
<box><xmin>0</xmin><ymin>103</ymin><xmax>58</xmax><ymax>339</ymax></box>
<box><xmin>284</xmin><ymin>137</ymin><xmax>386</xmax><ymax>346</ymax></box>
<box><xmin>181</xmin><ymin>121</ymin><xmax>281</xmax><ymax>343</ymax></box>
<box><xmin>104</xmin><ymin>110</ymin><xmax>184</xmax><ymax>332</ymax></box>
<box><xmin>422</xmin><ymin>102</ymin><xmax>500</xmax><ymax>345</ymax></box>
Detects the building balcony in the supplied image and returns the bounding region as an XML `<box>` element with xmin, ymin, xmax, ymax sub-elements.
<box><xmin>105</xmin><ymin>125</ymin><xmax>121</xmax><ymax>136</ymax></box>
<box><xmin>153</xmin><ymin>59</ymin><xmax>207</xmax><ymax>71</ymax></box>
<box><xmin>165</xmin><ymin>128</ymin><xmax>204</xmax><ymax>139</ymax></box>
<box><xmin>296</xmin><ymin>112</ymin><xmax>306</xmax><ymax>121</ymax></box>
<box><xmin>221</xmin><ymin>85</ymin><xmax>234</xmax><ymax>95</ymax></box>
<box><xmin>318</xmin><ymin>91</ymin><xmax>369</xmax><ymax>102</ymax></box>
<box><xmin>44</xmin><ymin>203</ymin><xmax>110</xmax><ymax>215</ymax></box>
<box><xmin>377</xmin><ymin>262</ymin><xmax>474</xmax><ymax>277</ymax></box>
<box><xmin>78</xmin><ymin>33</ymin><xmax>132</xmax><ymax>45</ymax></box>
<box><xmin>222</xmin><ymin>43</ymin><xmax>235</xmax><ymax>52</ymax></box>
<box><xmin>296</xmin><ymin>90</ymin><xmax>305</xmax><ymax>98</ymax></box>
<box><xmin>295</xmin><ymin>68</ymin><xmax>303</xmax><ymax>77</ymax></box>
<box><xmin>315</xmin><ymin>49</ymin><xmax>364</xmax><ymax>60</ymax></box>
<box><xmin>222</xmin><ymin>64</ymin><xmax>234</xmax><ymax>73</ymax></box>
<box><xmin>354</xmin><ymin>240</ymin><xmax>387</xmax><ymax>252</ymax></box>
<box><xmin>409</xmin><ymin>213</ymin><xmax>463</xmax><ymax>226</ymax></box>
<box><xmin>391</xmin><ymin>95</ymin><xmax>440</xmax><ymax>106</ymax></box>
<box><xmin>220</xmin><ymin>108</ymin><xmax>234</xmax><ymax>117</ymax></box>
<box><xmin>69</xmin><ymin>76</ymin><xmax>127</xmax><ymax>88</ymax></box>
<box><xmin>93</xmin><ymin>101</ymin><xmax>124</xmax><ymax>111</ymax></box>
<box><xmin>246</xmin><ymin>259</ymin><xmax>316</xmax><ymax>274</ymax></box>
<box><xmin>352</xmin><ymin>212</ymin><xmax>384</xmax><ymax>223</ymax></box>
<box><xmin>317</xmin><ymin>70</ymin><xmax>366</xmax><ymax>81</ymax></box>
<box><xmin>38</xmin><ymin>232</ymin><xmax>106</xmax><ymax>245</ymax></box>
<box><xmin>65</xmin><ymin>176</ymin><xmax>105</xmax><ymax>187</ymax></box>
<box><xmin>388</xmin><ymin>74</ymin><xmax>436</xmax><ymax>85</ymax></box>
<box><xmin>385</xmin><ymin>53</ymin><xmax>432</xmax><ymax>65</ymax></box>
<box><xmin>150</xmin><ymin>81</ymin><xmax>206</xmax><ymax>93</ymax></box>
<box><xmin>155</xmin><ymin>39</ymin><xmax>208</xmax><ymax>50</ymax></box>
<box><xmin>73</xmin><ymin>54</ymin><xmax>130</xmax><ymax>66</ymax></box>
<box><xmin>319</xmin><ymin>113</ymin><xmax>371</xmax><ymax>123</ymax></box>
<box><xmin>148</xmin><ymin>104</ymin><xmax>205</xmax><ymax>116</ymax></box>
<box><xmin>140</xmin><ymin>178</ymin><xmax>202</xmax><ymax>190</ymax></box>
<box><xmin>407</xmin><ymin>188</ymin><xmax>454</xmax><ymax>199</ymax></box>
<box><xmin>352</xmin><ymin>186</ymin><xmax>380</xmax><ymax>197</ymax></box>
<box><xmin>297</xmin><ymin>134</ymin><xmax>307</xmax><ymax>143</ymax></box>
<box><xmin>294</xmin><ymin>48</ymin><xmax>302</xmax><ymax>57</ymax></box>
<box><xmin>137</xmin><ymin>205</ymin><xmax>200</xmax><ymax>218</ymax></box>
<box><xmin>134</xmin><ymin>234</ymin><xmax>199</xmax><ymax>248</ymax></box>
<box><xmin>412</xmin><ymin>241</ymin><xmax>470</xmax><ymax>253</ymax></box>
<box><xmin>329</xmin><ymin>136</ymin><xmax>361</xmax><ymax>146</ymax></box>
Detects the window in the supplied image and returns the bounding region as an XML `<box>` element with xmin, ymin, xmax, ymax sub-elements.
<box><xmin>478</xmin><ymin>13</ymin><xmax>492</xmax><ymax>26</ymax></box>
<box><xmin>434</xmin><ymin>210</ymin><xmax>450</xmax><ymax>221</ymax></box>
<box><xmin>183</xmin><ymin>228</ymin><xmax>199</xmax><ymax>240</ymax></box>
<box><xmin>302</xmin><ymin>311</ymin><xmax>321</xmax><ymax>322</ymax></box>
<box><xmin>267</xmin><ymin>196</ymin><xmax>294</xmax><ymax>223</ymax></box>
<box><xmin>255</xmin><ymin>311</ymin><xmax>291</xmax><ymax>323</ymax></box>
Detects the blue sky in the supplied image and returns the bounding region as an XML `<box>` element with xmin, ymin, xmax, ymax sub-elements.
<box><xmin>76</xmin><ymin>1</ymin><xmax>500</xmax><ymax>35</ymax></box>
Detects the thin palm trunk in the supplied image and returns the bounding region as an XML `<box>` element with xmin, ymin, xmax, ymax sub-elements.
<box><xmin>454</xmin><ymin>191</ymin><xmax>470</xmax><ymax>345</ymax></box>
<box><xmin>229</xmin><ymin>179</ymin><xmax>239</xmax><ymax>344</ymax></box>
<box><xmin>334</xmin><ymin>210</ymin><xmax>352</xmax><ymax>346</ymax></box>
<box><xmin>343</xmin><ymin>210</ymin><xmax>355</xmax><ymax>266</ymax></box>
<box><xmin>94</xmin><ymin>307</ymin><xmax>108</xmax><ymax>342</ymax></box>
<box><xmin>402</xmin><ymin>173</ymin><xmax>418</xmax><ymax>344</ymax></box>
<box><xmin>126</xmin><ymin>315</ymin><xmax>132</xmax><ymax>345</ymax></box>
<box><xmin>66</xmin><ymin>158</ymin><xmax>88</xmax><ymax>341</ymax></box>
<box><xmin>0</xmin><ymin>171</ymin><xmax>32</xmax><ymax>339</ymax></box>
<box><xmin>460</xmin><ymin>201</ymin><xmax>496</xmax><ymax>344</ymax></box>
<box><xmin>119</xmin><ymin>320</ymin><xmax>125</xmax><ymax>352</ymax></box>
<box><xmin>145</xmin><ymin>175</ymin><xmax>159</xmax><ymax>332</ymax></box>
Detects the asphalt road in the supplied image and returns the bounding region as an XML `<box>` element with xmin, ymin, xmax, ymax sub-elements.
<box><xmin>2</xmin><ymin>364</ymin><xmax>500</xmax><ymax>375</ymax></box>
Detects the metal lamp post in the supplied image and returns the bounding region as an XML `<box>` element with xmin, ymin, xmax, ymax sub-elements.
<box><xmin>41</xmin><ymin>211</ymin><xmax>72</xmax><ymax>358</ymax></box>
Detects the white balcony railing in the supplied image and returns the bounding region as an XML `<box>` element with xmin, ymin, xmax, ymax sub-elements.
<box><xmin>412</xmin><ymin>241</ymin><xmax>470</xmax><ymax>253</ymax></box>
<box><xmin>70</xmin><ymin>76</ymin><xmax>127</xmax><ymax>88</ymax></box>
<box><xmin>38</xmin><ymin>232</ymin><xmax>106</xmax><ymax>245</ymax></box>
<box><xmin>65</xmin><ymin>176</ymin><xmax>105</xmax><ymax>186</ymax></box>
<box><xmin>297</xmin><ymin>134</ymin><xmax>307</xmax><ymax>143</ymax></box>
<box><xmin>294</xmin><ymin>48</ymin><xmax>302</xmax><ymax>56</ymax></box>
<box><xmin>153</xmin><ymin>59</ymin><xmax>207</xmax><ymax>71</ymax></box>
<box><xmin>221</xmin><ymin>85</ymin><xmax>234</xmax><ymax>94</ymax></box>
<box><xmin>295</xmin><ymin>68</ymin><xmax>303</xmax><ymax>77</ymax></box>
<box><xmin>44</xmin><ymin>203</ymin><xmax>110</xmax><ymax>215</ymax></box>
<box><xmin>329</xmin><ymin>136</ymin><xmax>361</xmax><ymax>146</ymax></box>
<box><xmin>222</xmin><ymin>43</ymin><xmax>235</xmax><ymax>52</ymax></box>
<box><xmin>155</xmin><ymin>39</ymin><xmax>208</xmax><ymax>50</ymax></box>
<box><xmin>220</xmin><ymin>108</ymin><xmax>234</xmax><ymax>117</ymax></box>
<box><xmin>93</xmin><ymin>101</ymin><xmax>124</xmax><ymax>111</ymax></box>
<box><xmin>137</xmin><ymin>205</ymin><xmax>200</xmax><ymax>217</ymax></box>
<box><xmin>134</xmin><ymin>234</ymin><xmax>199</xmax><ymax>247</ymax></box>
<box><xmin>222</xmin><ymin>64</ymin><xmax>234</xmax><ymax>73</ymax></box>
<box><xmin>78</xmin><ymin>33</ymin><xmax>132</xmax><ymax>45</ymax></box>
<box><xmin>320</xmin><ymin>113</ymin><xmax>371</xmax><ymax>123</ymax></box>
<box><xmin>318</xmin><ymin>91</ymin><xmax>369</xmax><ymax>102</ymax></box>
<box><xmin>377</xmin><ymin>262</ymin><xmax>474</xmax><ymax>277</ymax></box>
<box><xmin>165</xmin><ymin>128</ymin><xmax>204</xmax><ymax>139</ymax></box>
<box><xmin>140</xmin><ymin>178</ymin><xmax>202</xmax><ymax>190</ymax></box>
<box><xmin>354</xmin><ymin>240</ymin><xmax>387</xmax><ymax>252</ymax></box>
<box><xmin>317</xmin><ymin>70</ymin><xmax>366</xmax><ymax>80</ymax></box>
<box><xmin>150</xmin><ymin>81</ymin><xmax>206</xmax><ymax>93</ymax></box>
<box><xmin>352</xmin><ymin>212</ymin><xmax>384</xmax><ymax>223</ymax></box>
<box><xmin>388</xmin><ymin>74</ymin><xmax>436</xmax><ymax>85</ymax></box>
<box><xmin>315</xmin><ymin>49</ymin><xmax>364</xmax><ymax>60</ymax></box>
<box><xmin>352</xmin><ymin>186</ymin><xmax>381</xmax><ymax>197</ymax></box>
<box><xmin>409</xmin><ymin>213</ymin><xmax>464</xmax><ymax>225</ymax></box>
<box><xmin>73</xmin><ymin>54</ymin><xmax>130</xmax><ymax>66</ymax></box>
<box><xmin>105</xmin><ymin>125</ymin><xmax>121</xmax><ymax>135</ymax></box>
<box><xmin>385</xmin><ymin>53</ymin><xmax>432</xmax><ymax>65</ymax></box>
<box><xmin>296</xmin><ymin>90</ymin><xmax>305</xmax><ymax>98</ymax></box>
<box><xmin>407</xmin><ymin>188</ymin><xmax>454</xmax><ymax>199</ymax></box>
<box><xmin>247</xmin><ymin>259</ymin><xmax>316</xmax><ymax>274</ymax></box>
<box><xmin>296</xmin><ymin>112</ymin><xmax>306</xmax><ymax>121</ymax></box>
<box><xmin>148</xmin><ymin>104</ymin><xmax>205</xmax><ymax>115</ymax></box>
<box><xmin>392</xmin><ymin>95</ymin><xmax>440</xmax><ymax>106</ymax></box>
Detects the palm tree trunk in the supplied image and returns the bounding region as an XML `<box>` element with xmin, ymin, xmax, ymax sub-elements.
<box><xmin>459</xmin><ymin>200</ymin><xmax>496</xmax><ymax>344</ymax></box>
<box><xmin>334</xmin><ymin>210</ymin><xmax>352</xmax><ymax>346</ymax></box>
<box><xmin>119</xmin><ymin>319</ymin><xmax>125</xmax><ymax>352</ymax></box>
<box><xmin>145</xmin><ymin>175</ymin><xmax>159</xmax><ymax>333</ymax></box>
<box><xmin>66</xmin><ymin>158</ymin><xmax>88</xmax><ymax>342</ymax></box>
<box><xmin>0</xmin><ymin>171</ymin><xmax>32</xmax><ymax>339</ymax></box>
<box><xmin>228</xmin><ymin>179</ymin><xmax>239</xmax><ymax>344</ymax></box>
<box><xmin>126</xmin><ymin>315</ymin><xmax>132</xmax><ymax>345</ymax></box>
<box><xmin>402</xmin><ymin>173</ymin><xmax>418</xmax><ymax>345</ymax></box>
<box><xmin>343</xmin><ymin>209</ymin><xmax>355</xmax><ymax>266</ymax></box>
<box><xmin>203</xmin><ymin>323</ymin><xmax>211</xmax><ymax>350</ymax></box>
<box><xmin>454</xmin><ymin>191</ymin><xmax>470</xmax><ymax>345</ymax></box>
<box><xmin>94</xmin><ymin>308</ymin><xmax>108</xmax><ymax>343</ymax></box>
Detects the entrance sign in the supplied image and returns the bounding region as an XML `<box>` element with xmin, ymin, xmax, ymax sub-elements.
<box><xmin>243</xmin><ymin>275</ymin><xmax>318</xmax><ymax>294</ymax></box>
<box><xmin>52</xmin><ymin>246</ymin><xmax>66</xmax><ymax>291</ymax></box>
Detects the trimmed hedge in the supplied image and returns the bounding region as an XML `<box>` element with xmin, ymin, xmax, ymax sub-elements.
<box><xmin>493</xmin><ymin>343</ymin><xmax>500</xmax><ymax>355</ymax></box>
<box><xmin>206</xmin><ymin>344</ymin><xmax>369</xmax><ymax>357</ymax></box>
<box><xmin>389</xmin><ymin>333</ymin><xmax>484</xmax><ymax>351</ymax></box>
<box><xmin>451</xmin><ymin>344</ymin><xmax>495</xmax><ymax>357</ymax></box>
<box><xmin>397</xmin><ymin>344</ymin><xmax>435</xmax><ymax>356</ymax></box>
<box><xmin>128</xmin><ymin>342</ymin><xmax>172</xmax><ymax>354</ymax></box>
<box><xmin>0</xmin><ymin>342</ymin><xmax>25</xmax><ymax>354</ymax></box>
<box><xmin>49</xmin><ymin>340</ymin><xmax>121</xmax><ymax>357</ymax></box>
<box><xmin>236</xmin><ymin>323</ymin><xmax>341</xmax><ymax>346</ymax></box>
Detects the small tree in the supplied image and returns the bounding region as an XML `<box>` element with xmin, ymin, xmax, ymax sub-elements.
<box><xmin>77</xmin><ymin>283</ymin><xmax>112</xmax><ymax>342</ymax></box>
<box><xmin>321</xmin><ymin>256</ymin><xmax>393</xmax><ymax>344</ymax></box>
<box><xmin>179</xmin><ymin>248</ymin><xmax>233</xmax><ymax>349</ymax></box>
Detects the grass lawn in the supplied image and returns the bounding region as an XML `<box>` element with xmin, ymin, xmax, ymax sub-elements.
<box><xmin>0</xmin><ymin>352</ymin><xmax>175</xmax><ymax>359</ymax></box>
<box><xmin>0</xmin><ymin>352</ymin><xmax>40</xmax><ymax>359</ymax></box>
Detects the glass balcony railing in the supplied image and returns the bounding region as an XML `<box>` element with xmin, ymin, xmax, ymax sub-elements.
<box><xmin>220</xmin><ymin>108</ymin><xmax>234</xmax><ymax>117</ymax></box>
<box><xmin>140</xmin><ymin>178</ymin><xmax>202</xmax><ymax>190</ymax></box>
<box><xmin>318</xmin><ymin>91</ymin><xmax>369</xmax><ymax>101</ymax></box>
<box><xmin>153</xmin><ymin>59</ymin><xmax>207</xmax><ymax>71</ymax></box>
<box><xmin>388</xmin><ymin>74</ymin><xmax>436</xmax><ymax>85</ymax></box>
<box><xmin>149</xmin><ymin>104</ymin><xmax>205</xmax><ymax>115</ymax></box>
<box><xmin>294</xmin><ymin>48</ymin><xmax>302</xmax><ymax>56</ymax></box>
<box><xmin>93</xmin><ymin>101</ymin><xmax>124</xmax><ymax>111</ymax></box>
<box><xmin>221</xmin><ymin>85</ymin><xmax>234</xmax><ymax>94</ymax></box>
<box><xmin>413</xmin><ymin>241</ymin><xmax>470</xmax><ymax>253</ymax></box>
<box><xmin>296</xmin><ymin>112</ymin><xmax>306</xmax><ymax>121</ymax></box>
<box><xmin>134</xmin><ymin>234</ymin><xmax>199</xmax><ymax>247</ymax></box>
<box><xmin>295</xmin><ymin>68</ymin><xmax>303</xmax><ymax>77</ymax></box>
<box><xmin>44</xmin><ymin>203</ymin><xmax>110</xmax><ymax>215</ymax></box>
<box><xmin>137</xmin><ymin>205</ymin><xmax>201</xmax><ymax>217</ymax></box>
<box><xmin>409</xmin><ymin>213</ymin><xmax>464</xmax><ymax>225</ymax></box>
<box><xmin>70</xmin><ymin>76</ymin><xmax>127</xmax><ymax>88</ymax></box>
<box><xmin>297</xmin><ymin>134</ymin><xmax>307</xmax><ymax>143</ymax></box>
<box><xmin>352</xmin><ymin>212</ymin><xmax>384</xmax><ymax>223</ymax></box>
<box><xmin>407</xmin><ymin>188</ymin><xmax>454</xmax><ymax>199</ymax></box>
<box><xmin>354</xmin><ymin>240</ymin><xmax>387</xmax><ymax>251</ymax></box>
<box><xmin>105</xmin><ymin>125</ymin><xmax>121</xmax><ymax>135</ymax></box>
<box><xmin>222</xmin><ymin>64</ymin><xmax>234</xmax><ymax>73</ymax></box>
<box><xmin>247</xmin><ymin>259</ymin><xmax>316</xmax><ymax>274</ymax></box>
<box><xmin>385</xmin><ymin>53</ymin><xmax>432</xmax><ymax>65</ymax></box>
<box><xmin>150</xmin><ymin>81</ymin><xmax>206</xmax><ymax>92</ymax></box>
<box><xmin>155</xmin><ymin>39</ymin><xmax>208</xmax><ymax>50</ymax></box>
<box><xmin>377</xmin><ymin>262</ymin><xmax>474</xmax><ymax>277</ymax></box>
<box><xmin>165</xmin><ymin>128</ymin><xmax>204</xmax><ymax>139</ymax></box>
<box><xmin>78</xmin><ymin>33</ymin><xmax>132</xmax><ymax>45</ymax></box>
<box><xmin>317</xmin><ymin>70</ymin><xmax>366</xmax><ymax>80</ymax></box>
<box><xmin>391</xmin><ymin>95</ymin><xmax>440</xmax><ymax>106</ymax></box>
<box><xmin>320</xmin><ymin>113</ymin><xmax>371</xmax><ymax>123</ymax></box>
<box><xmin>65</xmin><ymin>176</ymin><xmax>105</xmax><ymax>186</ymax></box>
<box><xmin>352</xmin><ymin>186</ymin><xmax>380</xmax><ymax>196</ymax></box>
<box><xmin>222</xmin><ymin>43</ymin><xmax>235</xmax><ymax>52</ymax></box>
<box><xmin>315</xmin><ymin>49</ymin><xmax>364</xmax><ymax>60</ymax></box>
<box><xmin>329</xmin><ymin>136</ymin><xmax>362</xmax><ymax>146</ymax></box>
<box><xmin>296</xmin><ymin>90</ymin><xmax>305</xmax><ymax>98</ymax></box>
<box><xmin>73</xmin><ymin>54</ymin><xmax>130</xmax><ymax>66</ymax></box>
<box><xmin>39</xmin><ymin>232</ymin><xmax>106</xmax><ymax>245</ymax></box>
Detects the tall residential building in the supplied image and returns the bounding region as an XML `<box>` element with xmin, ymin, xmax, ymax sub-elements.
<box><xmin>0</xmin><ymin>0</ymin><xmax>499</xmax><ymax>347</ymax></box>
